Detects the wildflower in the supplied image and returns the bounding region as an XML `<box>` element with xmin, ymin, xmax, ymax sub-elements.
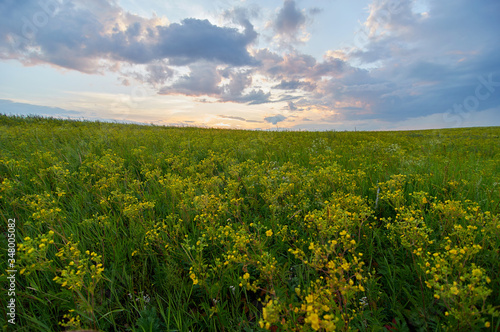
<box><xmin>266</xmin><ymin>229</ymin><xmax>273</xmax><ymax>237</ymax></box>
<box><xmin>309</xmin><ymin>313</ymin><xmax>320</xmax><ymax>330</ymax></box>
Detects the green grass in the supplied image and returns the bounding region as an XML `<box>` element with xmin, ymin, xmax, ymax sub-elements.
<box><xmin>0</xmin><ymin>114</ymin><xmax>499</xmax><ymax>331</ymax></box>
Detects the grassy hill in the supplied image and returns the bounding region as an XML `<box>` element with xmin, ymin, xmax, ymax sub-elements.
<box><xmin>1</xmin><ymin>114</ymin><xmax>499</xmax><ymax>331</ymax></box>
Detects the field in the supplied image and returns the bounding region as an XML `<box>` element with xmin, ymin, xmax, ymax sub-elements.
<box><xmin>1</xmin><ymin>114</ymin><xmax>499</xmax><ymax>331</ymax></box>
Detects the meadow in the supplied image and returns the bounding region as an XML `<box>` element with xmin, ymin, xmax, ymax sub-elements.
<box><xmin>0</xmin><ymin>114</ymin><xmax>499</xmax><ymax>331</ymax></box>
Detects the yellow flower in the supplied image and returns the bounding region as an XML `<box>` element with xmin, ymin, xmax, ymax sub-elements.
<box><xmin>485</xmin><ymin>322</ymin><xmax>491</xmax><ymax>328</ymax></box>
<box><xmin>309</xmin><ymin>313</ymin><xmax>320</xmax><ymax>331</ymax></box>
<box><xmin>266</xmin><ymin>229</ymin><xmax>273</xmax><ymax>237</ymax></box>
<box><xmin>243</xmin><ymin>273</ymin><xmax>250</xmax><ymax>280</ymax></box>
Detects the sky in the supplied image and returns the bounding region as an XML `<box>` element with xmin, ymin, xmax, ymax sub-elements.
<box><xmin>0</xmin><ymin>0</ymin><xmax>499</xmax><ymax>131</ymax></box>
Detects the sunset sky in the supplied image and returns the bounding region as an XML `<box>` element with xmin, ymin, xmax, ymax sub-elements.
<box><xmin>1</xmin><ymin>0</ymin><xmax>499</xmax><ymax>130</ymax></box>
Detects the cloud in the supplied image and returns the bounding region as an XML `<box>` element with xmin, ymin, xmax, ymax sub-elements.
<box><xmin>0</xmin><ymin>99</ymin><xmax>83</xmax><ymax>118</ymax></box>
<box><xmin>270</xmin><ymin>0</ymin><xmax>311</xmax><ymax>45</ymax></box>
<box><xmin>287</xmin><ymin>101</ymin><xmax>298</xmax><ymax>111</ymax></box>
<box><xmin>264</xmin><ymin>114</ymin><xmax>286</xmax><ymax>124</ymax></box>
<box><xmin>156</xmin><ymin>18</ymin><xmax>257</xmax><ymax>66</ymax></box>
<box><xmin>257</xmin><ymin>50</ymin><xmax>349</xmax><ymax>83</ymax></box>
<box><xmin>0</xmin><ymin>0</ymin><xmax>258</xmax><ymax>73</ymax></box>
<box><xmin>334</xmin><ymin>0</ymin><xmax>500</xmax><ymax>122</ymax></box>
<box><xmin>159</xmin><ymin>61</ymin><xmax>221</xmax><ymax>96</ymax></box>
<box><xmin>1</xmin><ymin>0</ymin><xmax>499</xmax><ymax>129</ymax></box>
<box><xmin>218</xmin><ymin>114</ymin><xmax>263</xmax><ymax>123</ymax></box>
<box><xmin>225</xmin><ymin>89</ymin><xmax>272</xmax><ymax>105</ymax></box>
<box><xmin>273</xmin><ymin>79</ymin><xmax>316</xmax><ymax>91</ymax></box>
<box><xmin>308</xmin><ymin>8</ymin><xmax>323</xmax><ymax>15</ymax></box>
<box><xmin>125</xmin><ymin>60</ymin><xmax>174</xmax><ymax>86</ymax></box>
<box><xmin>220</xmin><ymin>67</ymin><xmax>254</xmax><ymax>99</ymax></box>
<box><xmin>274</xmin><ymin>0</ymin><xmax>306</xmax><ymax>37</ymax></box>
<box><xmin>154</xmin><ymin>0</ymin><xmax>500</xmax><ymax>123</ymax></box>
<box><xmin>218</xmin><ymin>115</ymin><xmax>246</xmax><ymax>121</ymax></box>
<box><xmin>0</xmin><ymin>98</ymin><xmax>147</xmax><ymax>124</ymax></box>
<box><xmin>222</xmin><ymin>6</ymin><xmax>259</xmax><ymax>42</ymax></box>
<box><xmin>156</xmin><ymin>63</ymin><xmax>273</xmax><ymax>105</ymax></box>
<box><xmin>261</xmin><ymin>0</ymin><xmax>500</xmax><ymax>125</ymax></box>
